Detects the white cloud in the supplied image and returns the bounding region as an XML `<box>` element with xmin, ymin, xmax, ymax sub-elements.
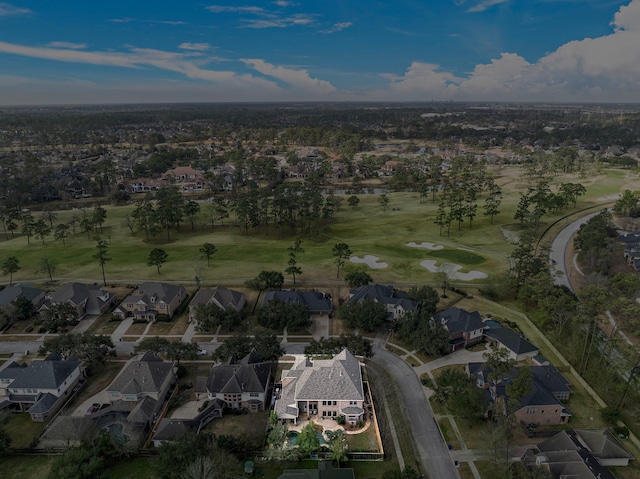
<box><xmin>321</xmin><ymin>22</ymin><xmax>352</xmax><ymax>34</ymax></box>
<box><xmin>242</xmin><ymin>13</ymin><xmax>316</xmax><ymax>28</ymax></box>
<box><xmin>178</xmin><ymin>42</ymin><xmax>211</xmax><ymax>52</ymax></box>
<box><xmin>378</xmin><ymin>0</ymin><xmax>640</xmax><ymax>102</ymax></box>
<box><xmin>0</xmin><ymin>2</ymin><xmax>31</xmax><ymax>16</ymax></box>
<box><xmin>274</xmin><ymin>0</ymin><xmax>297</xmax><ymax>6</ymax></box>
<box><xmin>206</xmin><ymin>5</ymin><xmax>265</xmax><ymax>14</ymax></box>
<box><xmin>466</xmin><ymin>0</ymin><xmax>509</xmax><ymax>13</ymax></box>
<box><xmin>242</xmin><ymin>58</ymin><xmax>337</xmax><ymax>95</ymax></box>
<box><xmin>612</xmin><ymin>0</ymin><xmax>640</xmax><ymax>31</ymax></box>
<box><xmin>46</xmin><ymin>41</ymin><xmax>87</xmax><ymax>50</ymax></box>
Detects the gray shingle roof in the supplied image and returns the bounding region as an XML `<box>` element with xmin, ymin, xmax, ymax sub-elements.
<box><xmin>28</xmin><ymin>393</ymin><xmax>58</xmax><ymax>415</ymax></box>
<box><xmin>108</xmin><ymin>353</ymin><xmax>174</xmax><ymax>397</ymax></box>
<box><xmin>347</xmin><ymin>284</ymin><xmax>417</xmax><ymax>311</ymax></box>
<box><xmin>435</xmin><ymin>307</ymin><xmax>485</xmax><ymax>334</ymax></box>
<box><xmin>130</xmin><ymin>282</ymin><xmax>186</xmax><ymax>305</ymax></box>
<box><xmin>190</xmin><ymin>287</ymin><xmax>245</xmax><ymax>311</ymax></box>
<box><xmin>206</xmin><ymin>357</ymin><xmax>271</xmax><ymax>394</ymax></box>
<box><xmin>484</xmin><ymin>328</ymin><xmax>538</xmax><ymax>355</ymax></box>
<box><xmin>291</xmin><ymin>349</ymin><xmax>363</xmax><ymax>401</ymax></box>
<box><xmin>0</xmin><ymin>355</ymin><xmax>81</xmax><ymax>390</ymax></box>
<box><xmin>262</xmin><ymin>291</ymin><xmax>332</xmax><ymax>313</ymax></box>
<box><xmin>49</xmin><ymin>282</ymin><xmax>114</xmax><ymax>312</ymax></box>
<box><xmin>0</xmin><ymin>284</ymin><xmax>44</xmax><ymax>306</ymax></box>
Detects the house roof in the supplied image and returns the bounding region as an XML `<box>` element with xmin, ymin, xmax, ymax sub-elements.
<box><xmin>153</xmin><ymin>419</ymin><xmax>192</xmax><ymax>441</ymax></box>
<box><xmin>347</xmin><ymin>284</ymin><xmax>417</xmax><ymax>311</ymax></box>
<box><xmin>189</xmin><ymin>287</ymin><xmax>245</xmax><ymax>311</ymax></box>
<box><xmin>0</xmin><ymin>284</ymin><xmax>44</xmax><ymax>306</ymax></box>
<box><xmin>124</xmin><ymin>282</ymin><xmax>186</xmax><ymax>307</ymax></box>
<box><xmin>484</xmin><ymin>328</ymin><xmax>539</xmax><ymax>355</ymax></box>
<box><xmin>107</xmin><ymin>353</ymin><xmax>174</xmax><ymax>397</ymax></box>
<box><xmin>290</xmin><ymin>349</ymin><xmax>363</xmax><ymax>401</ymax></box>
<box><xmin>206</xmin><ymin>355</ymin><xmax>271</xmax><ymax>395</ymax></box>
<box><xmin>28</xmin><ymin>392</ymin><xmax>58</xmax><ymax>415</ymax></box>
<box><xmin>435</xmin><ymin>307</ymin><xmax>485</xmax><ymax>335</ymax></box>
<box><xmin>0</xmin><ymin>354</ymin><xmax>81</xmax><ymax>391</ymax></box>
<box><xmin>262</xmin><ymin>290</ymin><xmax>332</xmax><ymax>313</ymax></box>
<box><xmin>48</xmin><ymin>282</ymin><xmax>113</xmax><ymax>312</ymax></box>
<box><xmin>537</xmin><ymin>430</ymin><xmax>626</xmax><ymax>479</ymax></box>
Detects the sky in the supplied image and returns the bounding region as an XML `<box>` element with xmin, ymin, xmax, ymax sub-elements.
<box><xmin>0</xmin><ymin>0</ymin><xmax>639</xmax><ymax>105</ymax></box>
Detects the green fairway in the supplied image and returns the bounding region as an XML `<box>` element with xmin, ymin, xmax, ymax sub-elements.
<box><xmin>0</xmin><ymin>167</ymin><xmax>631</xmax><ymax>288</ymax></box>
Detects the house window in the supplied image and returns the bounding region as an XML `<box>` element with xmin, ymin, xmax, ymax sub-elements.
<box><xmin>556</xmin><ymin>391</ymin><xmax>569</xmax><ymax>400</ymax></box>
<box><xmin>350</xmin><ymin>401</ymin><xmax>357</xmax><ymax>405</ymax></box>
<box><xmin>333</xmin><ymin>401</ymin><xmax>337</xmax><ymax>406</ymax></box>
<box><xmin>1</xmin><ymin>379</ymin><xmax>11</xmax><ymax>384</ymax></box>
<box><xmin>332</xmin><ymin>411</ymin><xmax>336</xmax><ymax>417</ymax></box>
<box><xmin>322</xmin><ymin>401</ymin><xmax>326</xmax><ymax>405</ymax></box>
<box><xmin>249</xmin><ymin>392</ymin><xmax>259</xmax><ymax>398</ymax></box>
<box><xmin>541</xmin><ymin>410</ymin><xmax>545</xmax><ymax>414</ymax></box>
<box><xmin>527</xmin><ymin>408</ymin><xmax>536</xmax><ymax>414</ymax></box>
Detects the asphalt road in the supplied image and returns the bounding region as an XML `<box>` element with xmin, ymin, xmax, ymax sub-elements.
<box><xmin>549</xmin><ymin>211</ymin><xmax>601</xmax><ymax>291</ymax></box>
<box><xmin>370</xmin><ymin>347</ymin><xmax>460</xmax><ymax>479</ymax></box>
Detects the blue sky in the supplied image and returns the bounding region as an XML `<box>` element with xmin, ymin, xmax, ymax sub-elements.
<box><xmin>0</xmin><ymin>0</ymin><xmax>639</xmax><ymax>104</ymax></box>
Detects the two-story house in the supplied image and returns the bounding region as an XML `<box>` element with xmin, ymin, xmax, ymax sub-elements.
<box><xmin>188</xmin><ymin>286</ymin><xmax>246</xmax><ymax>323</ymax></box>
<box><xmin>106</xmin><ymin>352</ymin><xmax>175</xmax><ymax>407</ymax></box>
<box><xmin>434</xmin><ymin>307</ymin><xmax>486</xmax><ymax>351</ymax></box>
<box><xmin>0</xmin><ymin>352</ymin><xmax>83</xmax><ymax>421</ymax></box>
<box><xmin>468</xmin><ymin>363</ymin><xmax>572</xmax><ymax>426</ymax></box>
<box><xmin>205</xmin><ymin>353</ymin><xmax>271</xmax><ymax>412</ymax></box>
<box><xmin>347</xmin><ymin>284</ymin><xmax>417</xmax><ymax>320</ymax></box>
<box><xmin>114</xmin><ymin>282</ymin><xmax>187</xmax><ymax>321</ymax></box>
<box><xmin>275</xmin><ymin>349</ymin><xmax>365</xmax><ymax>425</ymax></box>
<box><xmin>0</xmin><ymin>284</ymin><xmax>46</xmax><ymax>310</ymax></box>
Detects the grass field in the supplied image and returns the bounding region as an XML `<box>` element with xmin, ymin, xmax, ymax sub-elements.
<box><xmin>0</xmin><ymin>166</ymin><xmax>631</xmax><ymax>289</ymax></box>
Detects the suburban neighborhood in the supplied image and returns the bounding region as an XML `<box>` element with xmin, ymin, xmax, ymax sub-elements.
<box><xmin>0</xmin><ymin>102</ymin><xmax>639</xmax><ymax>479</ymax></box>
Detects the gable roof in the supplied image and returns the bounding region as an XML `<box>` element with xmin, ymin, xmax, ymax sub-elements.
<box><xmin>49</xmin><ymin>282</ymin><xmax>113</xmax><ymax>311</ymax></box>
<box><xmin>262</xmin><ymin>290</ymin><xmax>331</xmax><ymax>313</ymax></box>
<box><xmin>435</xmin><ymin>307</ymin><xmax>485</xmax><ymax>334</ymax></box>
<box><xmin>347</xmin><ymin>284</ymin><xmax>417</xmax><ymax>311</ymax></box>
<box><xmin>0</xmin><ymin>355</ymin><xmax>82</xmax><ymax>390</ymax></box>
<box><xmin>108</xmin><ymin>353</ymin><xmax>174</xmax><ymax>396</ymax></box>
<box><xmin>484</xmin><ymin>328</ymin><xmax>539</xmax><ymax>355</ymax></box>
<box><xmin>190</xmin><ymin>287</ymin><xmax>245</xmax><ymax>311</ymax></box>
<box><xmin>206</xmin><ymin>356</ymin><xmax>271</xmax><ymax>394</ymax></box>
<box><xmin>0</xmin><ymin>284</ymin><xmax>45</xmax><ymax>306</ymax></box>
<box><xmin>573</xmin><ymin>429</ymin><xmax>634</xmax><ymax>461</ymax></box>
<box><xmin>130</xmin><ymin>282</ymin><xmax>186</xmax><ymax>305</ymax></box>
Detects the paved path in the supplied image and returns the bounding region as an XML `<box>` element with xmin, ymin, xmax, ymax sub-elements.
<box><xmin>112</xmin><ymin>318</ymin><xmax>134</xmax><ymax>343</ymax></box>
<box><xmin>182</xmin><ymin>322</ymin><xmax>197</xmax><ymax>343</ymax></box>
<box><xmin>370</xmin><ymin>342</ymin><xmax>460</xmax><ymax>479</ymax></box>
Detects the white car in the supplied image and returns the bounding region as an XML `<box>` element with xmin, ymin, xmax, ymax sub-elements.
<box><xmin>197</xmin><ymin>349</ymin><xmax>208</xmax><ymax>356</ymax></box>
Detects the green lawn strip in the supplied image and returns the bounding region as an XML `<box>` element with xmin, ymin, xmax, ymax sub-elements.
<box><xmin>457</xmin><ymin>461</ymin><xmax>474</xmax><ymax>479</ymax></box>
<box><xmin>106</xmin><ymin>456</ymin><xmax>157</xmax><ymax>479</ymax></box>
<box><xmin>0</xmin><ymin>353</ymin><xmax>12</xmax><ymax>358</ymax></box>
<box><xmin>0</xmin><ymin>454</ymin><xmax>55</xmax><ymax>479</ymax></box>
<box><xmin>5</xmin><ymin>413</ymin><xmax>45</xmax><ymax>449</ymax></box>
<box><xmin>474</xmin><ymin>460</ymin><xmax>500</xmax><ymax>479</ymax></box>
<box><xmin>437</xmin><ymin>419</ymin><xmax>460</xmax><ymax>449</ymax></box>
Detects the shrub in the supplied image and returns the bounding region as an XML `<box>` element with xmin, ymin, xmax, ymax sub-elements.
<box><xmin>176</xmin><ymin>364</ymin><xmax>187</xmax><ymax>379</ymax></box>
<box><xmin>600</xmin><ymin>406</ymin><xmax>621</xmax><ymax>424</ymax></box>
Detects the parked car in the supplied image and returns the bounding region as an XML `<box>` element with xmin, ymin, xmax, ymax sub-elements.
<box><xmin>198</xmin><ymin>349</ymin><xmax>208</xmax><ymax>356</ymax></box>
<box><xmin>85</xmin><ymin>403</ymin><xmax>100</xmax><ymax>415</ymax></box>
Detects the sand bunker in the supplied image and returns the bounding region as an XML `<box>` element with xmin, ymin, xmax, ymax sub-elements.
<box><xmin>419</xmin><ymin>260</ymin><xmax>488</xmax><ymax>280</ymax></box>
<box><xmin>406</xmin><ymin>241</ymin><xmax>444</xmax><ymax>250</ymax></box>
<box><xmin>350</xmin><ymin>255</ymin><xmax>388</xmax><ymax>269</ymax></box>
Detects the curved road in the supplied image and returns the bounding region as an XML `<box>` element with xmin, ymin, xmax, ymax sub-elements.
<box><xmin>549</xmin><ymin>211</ymin><xmax>601</xmax><ymax>291</ymax></box>
<box><xmin>370</xmin><ymin>346</ymin><xmax>460</xmax><ymax>479</ymax></box>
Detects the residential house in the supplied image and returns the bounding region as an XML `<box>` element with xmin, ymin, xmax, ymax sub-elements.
<box><xmin>41</xmin><ymin>283</ymin><xmax>116</xmax><ymax>319</ymax></box>
<box><xmin>0</xmin><ymin>284</ymin><xmax>46</xmax><ymax>309</ymax></box>
<box><xmin>347</xmin><ymin>284</ymin><xmax>417</xmax><ymax>320</ymax></box>
<box><xmin>0</xmin><ymin>352</ymin><xmax>84</xmax><ymax>421</ymax></box>
<box><xmin>525</xmin><ymin>429</ymin><xmax>634</xmax><ymax>479</ymax></box>
<box><xmin>467</xmin><ymin>363</ymin><xmax>572</xmax><ymax>426</ymax></box>
<box><xmin>162</xmin><ymin>166</ymin><xmax>207</xmax><ymax>192</ymax></box>
<box><xmin>205</xmin><ymin>353</ymin><xmax>271</xmax><ymax>412</ymax></box>
<box><xmin>275</xmin><ymin>349</ymin><xmax>365</xmax><ymax>425</ymax></box>
<box><xmin>114</xmin><ymin>282</ymin><xmax>187</xmax><ymax>321</ymax></box>
<box><xmin>107</xmin><ymin>351</ymin><xmax>175</xmax><ymax>408</ymax></box>
<box><xmin>435</xmin><ymin>307</ymin><xmax>486</xmax><ymax>351</ymax></box>
<box><xmin>128</xmin><ymin>178</ymin><xmax>162</xmax><ymax>193</ymax></box>
<box><xmin>484</xmin><ymin>328</ymin><xmax>539</xmax><ymax>361</ymax></box>
<box><xmin>262</xmin><ymin>290</ymin><xmax>332</xmax><ymax>316</ymax></box>
<box><xmin>39</xmin><ymin>352</ymin><xmax>175</xmax><ymax>450</ymax></box>
<box><xmin>188</xmin><ymin>287</ymin><xmax>246</xmax><ymax>323</ymax></box>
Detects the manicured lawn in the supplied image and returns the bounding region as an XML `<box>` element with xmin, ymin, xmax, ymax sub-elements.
<box><xmin>105</xmin><ymin>456</ymin><xmax>157</xmax><ymax>479</ymax></box>
<box><xmin>5</xmin><ymin>413</ymin><xmax>45</xmax><ymax>449</ymax></box>
<box><xmin>0</xmin><ymin>455</ymin><xmax>55</xmax><ymax>479</ymax></box>
<box><xmin>345</xmin><ymin>425</ymin><xmax>380</xmax><ymax>452</ymax></box>
<box><xmin>203</xmin><ymin>409</ymin><xmax>270</xmax><ymax>451</ymax></box>
<box><xmin>427</xmin><ymin>249</ymin><xmax>486</xmax><ymax>265</ymax></box>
